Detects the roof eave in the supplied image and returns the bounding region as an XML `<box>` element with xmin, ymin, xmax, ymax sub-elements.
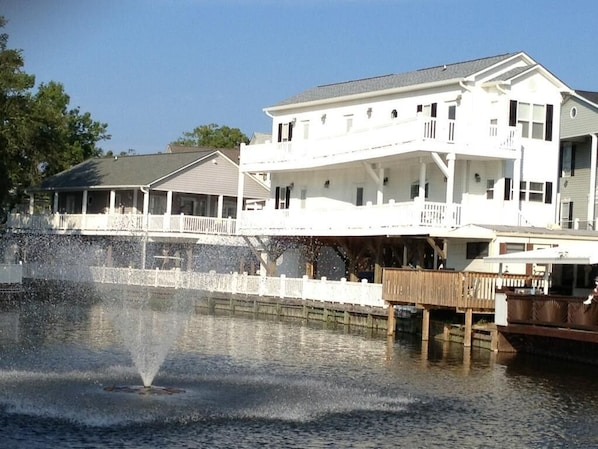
<box><xmin>264</xmin><ymin>77</ymin><xmax>464</xmax><ymax>113</ymax></box>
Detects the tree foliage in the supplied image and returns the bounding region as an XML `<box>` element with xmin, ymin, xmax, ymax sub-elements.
<box><xmin>0</xmin><ymin>16</ymin><xmax>110</xmax><ymax>210</ymax></box>
<box><xmin>174</xmin><ymin>123</ymin><xmax>249</xmax><ymax>148</ymax></box>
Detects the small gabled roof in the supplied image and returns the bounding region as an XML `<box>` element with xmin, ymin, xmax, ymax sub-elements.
<box><xmin>33</xmin><ymin>151</ymin><xmax>218</xmax><ymax>191</ymax></box>
<box><xmin>268</xmin><ymin>52</ymin><xmax>522</xmax><ymax>109</ymax></box>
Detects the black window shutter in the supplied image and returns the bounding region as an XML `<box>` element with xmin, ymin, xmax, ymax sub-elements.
<box><xmin>545</xmin><ymin>104</ymin><xmax>553</xmax><ymax>141</ymax></box>
<box><xmin>285</xmin><ymin>186</ymin><xmax>291</xmax><ymax>209</ymax></box>
<box><xmin>416</xmin><ymin>104</ymin><xmax>423</xmax><ymax>113</ymax></box>
<box><xmin>431</xmin><ymin>103</ymin><xmax>437</xmax><ymax>118</ymax></box>
<box><xmin>504</xmin><ymin>178</ymin><xmax>512</xmax><ymax>201</ymax></box>
<box><xmin>545</xmin><ymin>182</ymin><xmax>553</xmax><ymax>204</ymax></box>
<box><xmin>571</xmin><ymin>144</ymin><xmax>576</xmax><ymax>176</ymax></box>
<box><xmin>277</xmin><ymin>123</ymin><xmax>283</xmax><ymax>143</ymax></box>
<box><xmin>274</xmin><ymin>186</ymin><xmax>281</xmax><ymax>209</ymax></box>
<box><xmin>509</xmin><ymin>100</ymin><xmax>518</xmax><ymax>127</ymax></box>
<box><xmin>288</xmin><ymin>122</ymin><xmax>293</xmax><ymax>141</ymax></box>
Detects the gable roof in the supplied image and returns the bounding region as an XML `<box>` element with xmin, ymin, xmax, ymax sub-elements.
<box><xmin>33</xmin><ymin>151</ymin><xmax>218</xmax><ymax>191</ymax></box>
<box><xmin>268</xmin><ymin>52</ymin><xmax>522</xmax><ymax>109</ymax></box>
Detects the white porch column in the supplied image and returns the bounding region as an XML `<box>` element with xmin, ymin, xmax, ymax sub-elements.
<box><xmin>28</xmin><ymin>194</ymin><xmax>34</xmax><ymax>214</ymax></box>
<box><xmin>142</xmin><ymin>188</ymin><xmax>150</xmax><ymax>228</ymax></box>
<box><xmin>53</xmin><ymin>192</ymin><xmax>59</xmax><ymax>213</ymax></box>
<box><xmin>589</xmin><ymin>134</ymin><xmax>598</xmax><ymax>228</ymax></box>
<box><xmin>236</xmin><ymin>171</ymin><xmax>245</xmax><ymax>220</ymax></box>
<box><xmin>513</xmin><ymin>150</ymin><xmax>522</xmax><ymax>214</ymax></box>
<box><xmin>109</xmin><ymin>190</ymin><xmax>116</xmax><ymax>214</ymax></box>
<box><xmin>133</xmin><ymin>189</ymin><xmax>138</xmax><ymax>214</ymax></box>
<box><xmin>217</xmin><ymin>194</ymin><xmax>224</xmax><ymax>218</ymax></box>
<box><xmin>166</xmin><ymin>190</ymin><xmax>173</xmax><ymax>215</ymax></box>
<box><xmin>445</xmin><ymin>154</ymin><xmax>456</xmax><ymax>204</ymax></box>
<box><xmin>82</xmin><ymin>190</ymin><xmax>88</xmax><ymax>215</ymax></box>
<box><xmin>377</xmin><ymin>166</ymin><xmax>384</xmax><ymax>205</ymax></box>
<box><xmin>418</xmin><ymin>159</ymin><xmax>426</xmax><ymax>201</ymax></box>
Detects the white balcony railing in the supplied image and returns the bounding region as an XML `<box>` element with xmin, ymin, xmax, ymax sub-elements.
<box><xmin>7</xmin><ymin>213</ymin><xmax>237</xmax><ymax>236</ymax></box>
<box><xmin>241</xmin><ymin>117</ymin><xmax>519</xmax><ymax>170</ymax></box>
<box><xmin>238</xmin><ymin>200</ymin><xmax>462</xmax><ymax>236</ymax></box>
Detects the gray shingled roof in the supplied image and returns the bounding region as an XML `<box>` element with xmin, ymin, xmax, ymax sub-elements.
<box><xmin>271</xmin><ymin>52</ymin><xmax>520</xmax><ymax>108</ymax></box>
<box><xmin>576</xmin><ymin>90</ymin><xmax>598</xmax><ymax>107</ymax></box>
<box><xmin>35</xmin><ymin>151</ymin><xmax>216</xmax><ymax>191</ymax></box>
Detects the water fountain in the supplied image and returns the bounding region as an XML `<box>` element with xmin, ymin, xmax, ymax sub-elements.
<box><xmin>100</xmin><ymin>284</ymin><xmax>194</xmax><ymax>394</ymax></box>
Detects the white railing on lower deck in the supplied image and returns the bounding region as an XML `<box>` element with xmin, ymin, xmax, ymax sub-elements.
<box><xmin>238</xmin><ymin>200</ymin><xmax>462</xmax><ymax>235</ymax></box>
<box><xmin>23</xmin><ymin>264</ymin><xmax>386</xmax><ymax>309</ymax></box>
<box><xmin>8</xmin><ymin>213</ymin><xmax>236</xmax><ymax>236</ymax></box>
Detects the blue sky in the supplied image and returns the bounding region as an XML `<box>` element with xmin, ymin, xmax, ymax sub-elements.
<box><xmin>2</xmin><ymin>0</ymin><xmax>598</xmax><ymax>154</ymax></box>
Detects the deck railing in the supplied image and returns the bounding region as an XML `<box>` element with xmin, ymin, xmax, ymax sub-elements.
<box><xmin>382</xmin><ymin>268</ymin><xmax>541</xmax><ymax>310</ymax></box>
<box><xmin>23</xmin><ymin>264</ymin><xmax>385</xmax><ymax>309</ymax></box>
<box><xmin>238</xmin><ymin>200</ymin><xmax>462</xmax><ymax>235</ymax></box>
<box><xmin>506</xmin><ymin>294</ymin><xmax>598</xmax><ymax>332</ymax></box>
<box><xmin>7</xmin><ymin>213</ymin><xmax>237</xmax><ymax>236</ymax></box>
<box><xmin>241</xmin><ymin>118</ymin><xmax>519</xmax><ymax>171</ymax></box>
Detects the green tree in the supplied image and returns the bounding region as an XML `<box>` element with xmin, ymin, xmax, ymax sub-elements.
<box><xmin>174</xmin><ymin>123</ymin><xmax>249</xmax><ymax>148</ymax></box>
<box><xmin>0</xmin><ymin>17</ymin><xmax>110</xmax><ymax>210</ymax></box>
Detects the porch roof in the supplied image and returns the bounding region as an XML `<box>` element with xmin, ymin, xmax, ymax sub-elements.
<box><xmin>31</xmin><ymin>150</ymin><xmax>219</xmax><ymax>192</ymax></box>
<box><xmin>484</xmin><ymin>244</ymin><xmax>598</xmax><ymax>265</ymax></box>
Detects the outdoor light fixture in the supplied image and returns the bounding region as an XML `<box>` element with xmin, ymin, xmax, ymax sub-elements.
<box><xmin>367</xmin><ymin>107</ymin><xmax>372</xmax><ymax>118</ymax></box>
<box><xmin>324</xmin><ymin>180</ymin><xmax>330</xmax><ymax>188</ymax></box>
<box><xmin>289</xmin><ymin>182</ymin><xmax>294</xmax><ymax>190</ymax></box>
<box><xmin>321</xmin><ymin>114</ymin><xmax>327</xmax><ymax>124</ymax></box>
<box><xmin>383</xmin><ymin>177</ymin><xmax>389</xmax><ymax>185</ymax></box>
<box><xmin>474</xmin><ymin>173</ymin><xmax>481</xmax><ymax>183</ymax></box>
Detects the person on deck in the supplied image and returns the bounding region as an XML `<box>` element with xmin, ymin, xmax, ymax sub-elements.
<box><xmin>584</xmin><ymin>277</ymin><xmax>598</xmax><ymax>305</ymax></box>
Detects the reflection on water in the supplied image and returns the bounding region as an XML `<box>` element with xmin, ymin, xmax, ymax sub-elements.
<box><xmin>0</xmin><ymin>294</ymin><xmax>598</xmax><ymax>448</ymax></box>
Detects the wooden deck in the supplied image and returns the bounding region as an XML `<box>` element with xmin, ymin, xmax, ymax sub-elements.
<box><xmin>382</xmin><ymin>268</ymin><xmax>537</xmax><ymax>346</ymax></box>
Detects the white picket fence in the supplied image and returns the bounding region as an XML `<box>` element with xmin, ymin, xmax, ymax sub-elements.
<box><xmin>23</xmin><ymin>264</ymin><xmax>386</xmax><ymax>309</ymax></box>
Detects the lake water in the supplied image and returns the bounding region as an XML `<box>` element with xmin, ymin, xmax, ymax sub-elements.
<box><xmin>1</xmin><ymin>291</ymin><xmax>598</xmax><ymax>448</ymax></box>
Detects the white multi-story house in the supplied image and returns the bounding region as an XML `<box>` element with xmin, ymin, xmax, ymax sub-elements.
<box><xmin>237</xmin><ymin>52</ymin><xmax>582</xmax><ymax>281</ymax></box>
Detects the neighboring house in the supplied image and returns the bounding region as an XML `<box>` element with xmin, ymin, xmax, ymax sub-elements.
<box><xmin>7</xmin><ymin>149</ymin><xmax>269</xmax><ymax>272</ymax></box>
<box><xmin>237</xmin><ymin>51</ymin><xmax>585</xmax><ymax>281</ymax></box>
<box><xmin>558</xmin><ymin>90</ymin><xmax>598</xmax><ymax>231</ymax></box>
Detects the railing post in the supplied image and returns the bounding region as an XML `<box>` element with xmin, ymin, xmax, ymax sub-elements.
<box><xmin>302</xmin><ymin>275</ymin><xmax>308</xmax><ymax>300</ymax></box>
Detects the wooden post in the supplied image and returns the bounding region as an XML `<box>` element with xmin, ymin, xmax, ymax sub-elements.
<box><xmin>422</xmin><ymin>307</ymin><xmax>430</xmax><ymax>341</ymax></box>
<box><xmin>387</xmin><ymin>303</ymin><xmax>396</xmax><ymax>336</ymax></box>
<box><xmin>464</xmin><ymin>308</ymin><xmax>473</xmax><ymax>347</ymax></box>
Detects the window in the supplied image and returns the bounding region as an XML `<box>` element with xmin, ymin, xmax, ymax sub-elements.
<box><xmin>560</xmin><ymin>143</ymin><xmax>575</xmax><ymax>177</ymax></box>
<box><xmin>302</xmin><ymin>121</ymin><xmax>310</xmax><ymax>140</ymax></box>
<box><xmin>486</xmin><ymin>179</ymin><xmax>495</xmax><ymax>200</ymax></box>
<box><xmin>277</xmin><ymin>122</ymin><xmax>293</xmax><ymax>142</ymax></box>
<box><xmin>356</xmin><ymin>187</ymin><xmax>364</xmax><ymax>206</ymax></box>
<box><xmin>504</xmin><ymin>243</ymin><xmax>525</xmax><ymax>253</ymax></box>
<box><xmin>519</xmin><ymin>180</ymin><xmax>553</xmax><ymax>203</ymax></box>
<box><xmin>570</xmin><ymin>107</ymin><xmax>577</xmax><ymax>119</ymax></box>
<box><xmin>509</xmin><ymin>100</ymin><xmax>553</xmax><ymax>141</ymax></box>
<box><xmin>275</xmin><ymin>186</ymin><xmax>291</xmax><ymax>210</ymax></box>
<box><xmin>560</xmin><ymin>201</ymin><xmax>573</xmax><ymax>229</ymax></box>
<box><xmin>345</xmin><ymin>115</ymin><xmax>353</xmax><ymax>133</ymax></box>
<box><xmin>417</xmin><ymin>103</ymin><xmax>437</xmax><ymax>139</ymax></box>
<box><xmin>504</xmin><ymin>178</ymin><xmax>512</xmax><ymax>201</ymax></box>
<box><xmin>466</xmin><ymin>242</ymin><xmax>489</xmax><ymax>259</ymax></box>
<box><xmin>410</xmin><ymin>182</ymin><xmax>429</xmax><ymax>199</ymax></box>
<box><xmin>300</xmin><ymin>189</ymin><xmax>307</xmax><ymax>209</ymax></box>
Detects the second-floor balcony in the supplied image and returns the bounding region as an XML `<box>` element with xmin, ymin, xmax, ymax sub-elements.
<box><xmin>241</xmin><ymin>117</ymin><xmax>520</xmax><ymax>172</ymax></box>
<box><xmin>7</xmin><ymin>213</ymin><xmax>237</xmax><ymax>237</ymax></box>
